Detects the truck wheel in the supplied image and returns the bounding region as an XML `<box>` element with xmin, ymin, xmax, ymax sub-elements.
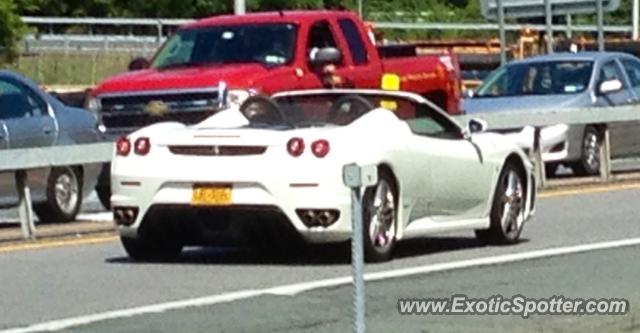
<box><xmin>33</xmin><ymin>167</ymin><xmax>82</xmax><ymax>223</ymax></box>
<box><xmin>121</xmin><ymin>235</ymin><xmax>183</xmax><ymax>262</ymax></box>
<box><xmin>95</xmin><ymin>164</ymin><xmax>111</xmax><ymax>210</ymax></box>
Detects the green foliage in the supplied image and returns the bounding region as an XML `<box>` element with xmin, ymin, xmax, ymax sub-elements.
<box><xmin>0</xmin><ymin>0</ymin><xmax>27</xmax><ymax>63</ymax></box>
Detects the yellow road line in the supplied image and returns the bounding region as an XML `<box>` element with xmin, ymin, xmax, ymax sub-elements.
<box><xmin>0</xmin><ymin>233</ymin><xmax>118</xmax><ymax>254</ymax></box>
<box><xmin>540</xmin><ymin>181</ymin><xmax>640</xmax><ymax>198</ymax></box>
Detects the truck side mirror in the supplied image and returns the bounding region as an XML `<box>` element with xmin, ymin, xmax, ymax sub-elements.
<box><xmin>308</xmin><ymin>47</ymin><xmax>342</xmax><ymax>68</ymax></box>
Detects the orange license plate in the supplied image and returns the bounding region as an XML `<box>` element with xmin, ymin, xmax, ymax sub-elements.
<box><xmin>191</xmin><ymin>184</ymin><xmax>232</xmax><ymax>206</ymax></box>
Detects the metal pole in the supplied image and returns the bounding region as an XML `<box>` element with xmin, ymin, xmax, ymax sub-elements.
<box><xmin>15</xmin><ymin>171</ymin><xmax>35</xmax><ymax>240</ymax></box>
<box><xmin>358</xmin><ymin>0</ymin><xmax>363</xmax><ymax>18</ymax></box>
<box><xmin>350</xmin><ymin>188</ymin><xmax>365</xmax><ymax>333</ymax></box>
<box><xmin>599</xmin><ymin>126</ymin><xmax>611</xmax><ymax>181</ymax></box>
<box><xmin>566</xmin><ymin>14</ymin><xmax>572</xmax><ymax>39</ymax></box>
<box><xmin>533</xmin><ymin>127</ymin><xmax>546</xmax><ymax>188</ymax></box>
<box><xmin>497</xmin><ymin>0</ymin><xmax>507</xmax><ymax>65</ymax></box>
<box><xmin>634</xmin><ymin>0</ymin><xmax>639</xmax><ymax>40</ymax></box>
<box><xmin>597</xmin><ymin>0</ymin><xmax>604</xmax><ymax>51</ymax></box>
<box><xmin>545</xmin><ymin>0</ymin><xmax>553</xmax><ymax>53</ymax></box>
<box><xmin>234</xmin><ymin>0</ymin><xmax>246</xmax><ymax>15</ymax></box>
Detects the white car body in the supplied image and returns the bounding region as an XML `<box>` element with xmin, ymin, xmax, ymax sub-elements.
<box><xmin>111</xmin><ymin>89</ymin><xmax>536</xmax><ymax>261</ymax></box>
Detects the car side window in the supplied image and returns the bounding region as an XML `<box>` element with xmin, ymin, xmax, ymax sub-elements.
<box><xmin>406</xmin><ymin>103</ymin><xmax>463</xmax><ymax>140</ymax></box>
<box><xmin>599</xmin><ymin>61</ymin><xmax>626</xmax><ymax>87</ymax></box>
<box><xmin>307</xmin><ymin>21</ymin><xmax>339</xmax><ymax>63</ymax></box>
<box><xmin>0</xmin><ymin>79</ymin><xmax>47</xmax><ymax>120</ymax></box>
<box><xmin>621</xmin><ymin>59</ymin><xmax>640</xmax><ymax>88</ymax></box>
<box><xmin>337</xmin><ymin>18</ymin><xmax>368</xmax><ymax>66</ymax></box>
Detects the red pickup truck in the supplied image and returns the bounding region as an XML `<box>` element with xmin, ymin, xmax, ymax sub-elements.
<box><xmin>88</xmin><ymin>10</ymin><xmax>461</xmax><ymax>136</ymax></box>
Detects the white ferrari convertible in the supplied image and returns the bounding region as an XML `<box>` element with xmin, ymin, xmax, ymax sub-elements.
<box><xmin>111</xmin><ymin>89</ymin><xmax>536</xmax><ymax>262</ymax></box>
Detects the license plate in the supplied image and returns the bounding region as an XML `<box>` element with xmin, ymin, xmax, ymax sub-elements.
<box><xmin>191</xmin><ymin>184</ymin><xmax>232</xmax><ymax>206</ymax></box>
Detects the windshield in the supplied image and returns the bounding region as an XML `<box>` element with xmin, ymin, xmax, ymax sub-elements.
<box><xmin>475</xmin><ymin>60</ymin><xmax>594</xmax><ymax>97</ymax></box>
<box><xmin>234</xmin><ymin>93</ymin><xmax>462</xmax><ymax>139</ymax></box>
<box><xmin>152</xmin><ymin>23</ymin><xmax>297</xmax><ymax>69</ymax></box>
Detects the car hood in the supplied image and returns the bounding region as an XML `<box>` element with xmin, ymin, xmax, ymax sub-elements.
<box><xmin>462</xmin><ymin>93</ymin><xmax>592</xmax><ymax>114</ymax></box>
<box><xmin>93</xmin><ymin>64</ymin><xmax>269</xmax><ymax>94</ymax></box>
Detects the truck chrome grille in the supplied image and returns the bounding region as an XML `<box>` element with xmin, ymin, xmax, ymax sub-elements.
<box><xmin>168</xmin><ymin>145</ymin><xmax>267</xmax><ymax>156</ymax></box>
<box><xmin>99</xmin><ymin>89</ymin><xmax>220</xmax><ymax>130</ymax></box>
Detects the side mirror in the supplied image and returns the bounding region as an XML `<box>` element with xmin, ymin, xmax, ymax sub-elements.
<box><xmin>128</xmin><ymin>57</ymin><xmax>150</xmax><ymax>71</ymax></box>
<box><xmin>308</xmin><ymin>47</ymin><xmax>342</xmax><ymax>67</ymax></box>
<box><xmin>598</xmin><ymin>79</ymin><xmax>623</xmax><ymax>95</ymax></box>
<box><xmin>468</xmin><ymin>118</ymin><xmax>488</xmax><ymax>134</ymax></box>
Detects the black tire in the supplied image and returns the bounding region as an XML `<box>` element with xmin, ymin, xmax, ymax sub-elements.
<box><xmin>33</xmin><ymin>167</ymin><xmax>82</xmax><ymax>223</ymax></box>
<box><xmin>121</xmin><ymin>235</ymin><xmax>183</xmax><ymax>262</ymax></box>
<box><xmin>475</xmin><ymin>163</ymin><xmax>526</xmax><ymax>245</ymax></box>
<box><xmin>544</xmin><ymin>162</ymin><xmax>559</xmax><ymax>177</ymax></box>
<box><xmin>570</xmin><ymin>126</ymin><xmax>601</xmax><ymax>176</ymax></box>
<box><xmin>362</xmin><ymin>171</ymin><xmax>397</xmax><ymax>262</ymax></box>
<box><xmin>95</xmin><ymin>164</ymin><xmax>111</xmax><ymax>210</ymax></box>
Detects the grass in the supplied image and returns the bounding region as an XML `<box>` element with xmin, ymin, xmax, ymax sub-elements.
<box><xmin>2</xmin><ymin>52</ymin><xmax>138</xmax><ymax>86</ymax></box>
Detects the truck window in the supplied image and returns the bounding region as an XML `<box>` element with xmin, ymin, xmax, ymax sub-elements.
<box><xmin>338</xmin><ymin>18</ymin><xmax>368</xmax><ymax>65</ymax></box>
<box><xmin>307</xmin><ymin>21</ymin><xmax>339</xmax><ymax>62</ymax></box>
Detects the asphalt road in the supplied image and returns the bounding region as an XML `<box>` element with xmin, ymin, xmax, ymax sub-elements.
<box><xmin>1</xmin><ymin>186</ymin><xmax>640</xmax><ymax>332</ymax></box>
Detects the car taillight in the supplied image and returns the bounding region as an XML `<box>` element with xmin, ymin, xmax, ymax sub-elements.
<box><xmin>134</xmin><ymin>137</ymin><xmax>151</xmax><ymax>156</ymax></box>
<box><xmin>116</xmin><ymin>136</ymin><xmax>131</xmax><ymax>156</ymax></box>
<box><xmin>287</xmin><ymin>137</ymin><xmax>305</xmax><ymax>157</ymax></box>
<box><xmin>311</xmin><ymin>139</ymin><xmax>330</xmax><ymax>158</ymax></box>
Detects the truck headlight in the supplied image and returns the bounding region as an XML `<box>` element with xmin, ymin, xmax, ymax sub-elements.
<box><xmin>85</xmin><ymin>96</ymin><xmax>101</xmax><ymax>113</ymax></box>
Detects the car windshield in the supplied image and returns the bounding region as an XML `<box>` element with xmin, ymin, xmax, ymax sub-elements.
<box><xmin>240</xmin><ymin>94</ymin><xmax>422</xmax><ymax>128</ymax></box>
<box><xmin>233</xmin><ymin>93</ymin><xmax>462</xmax><ymax>139</ymax></box>
<box><xmin>475</xmin><ymin>60</ymin><xmax>594</xmax><ymax>97</ymax></box>
<box><xmin>152</xmin><ymin>23</ymin><xmax>297</xmax><ymax>69</ymax></box>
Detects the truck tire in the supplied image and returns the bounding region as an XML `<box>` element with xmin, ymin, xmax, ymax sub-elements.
<box><xmin>96</xmin><ymin>164</ymin><xmax>111</xmax><ymax>210</ymax></box>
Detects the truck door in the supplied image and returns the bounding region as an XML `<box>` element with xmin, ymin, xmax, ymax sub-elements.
<box><xmin>296</xmin><ymin>20</ymin><xmax>342</xmax><ymax>89</ymax></box>
<box><xmin>334</xmin><ymin>18</ymin><xmax>381</xmax><ymax>89</ymax></box>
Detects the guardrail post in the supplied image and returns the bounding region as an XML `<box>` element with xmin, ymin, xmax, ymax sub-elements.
<box><xmin>15</xmin><ymin>171</ymin><xmax>36</xmax><ymax>240</ymax></box>
<box><xmin>599</xmin><ymin>125</ymin><xmax>611</xmax><ymax>181</ymax></box>
<box><xmin>343</xmin><ymin>164</ymin><xmax>378</xmax><ymax>333</ymax></box>
<box><xmin>532</xmin><ymin>127</ymin><xmax>546</xmax><ymax>188</ymax></box>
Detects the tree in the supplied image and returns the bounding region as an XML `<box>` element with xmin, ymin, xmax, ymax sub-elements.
<box><xmin>0</xmin><ymin>0</ymin><xmax>26</xmax><ymax>63</ymax></box>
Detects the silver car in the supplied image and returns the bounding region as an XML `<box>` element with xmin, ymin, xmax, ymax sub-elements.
<box><xmin>0</xmin><ymin>70</ymin><xmax>102</xmax><ymax>222</ymax></box>
<box><xmin>462</xmin><ymin>51</ymin><xmax>640</xmax><ymax>175</ymax></box>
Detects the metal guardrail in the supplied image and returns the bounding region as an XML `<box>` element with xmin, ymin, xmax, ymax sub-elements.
<box><xmin>453</xmin><ymin>104</ymin><xmax>640</xmax><ymax>187</ymax></box>
<box><xmin>19</xmin><ymin>16</ymin><xmax>636</xmax><ymax>53</ymax></box>
<box><xmin>1</xmin><ymin>143</ymin><xmax>113</xmax><ymax>240</ymax></box>
<box><xmin>2</xmin><ymin>105</ymin><xmax>640</xmax><ymax>240</ymax></box>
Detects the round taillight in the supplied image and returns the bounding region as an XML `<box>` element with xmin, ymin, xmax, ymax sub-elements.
<box><xmin>311</xmin><ymin>139</ymin><xmax>330</xmax><ymax>158</ymax></box>
<box><xmin>287</xmin><ymin>137</ymin><xmax>305</xmax><ymax>157</ymax></box>
<box><xmin>116</xmin><ymin>136</ymin><xmax>131</xmax><ymax>156</ymax></box>
<box><xmin>134</xmin><ymin>137</ymin><xmax>151</xmax><ymax>156</ymax></box>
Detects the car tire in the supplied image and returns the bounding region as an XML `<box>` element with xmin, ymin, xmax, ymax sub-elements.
<box><xmin>475</xmin><ymin>162</ymin><xmax>526</xmax><ymax>245</ymax></box>
<box><xmin>121</xmin><ymin>235</ymin><xmax>183</xmax><ymax>262</ymax></box>
<box><xmin>95</xmin><ymin>164</ymin><xmax>111</xmax><ymax>210</ymax></box>
<box><xmin>570</xmin><ymin>126</ymin><xmax>601</xmax><ymax>176</ymax></box>
<box><xmin>33</xmin><ymin>167</ymin><xmax>82</xmax><ymax>223</ymax></box>
<box><xmin>362</xmin><ymin>171</ymin><xmax>397</xmax><ymax>263</ymax></box>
